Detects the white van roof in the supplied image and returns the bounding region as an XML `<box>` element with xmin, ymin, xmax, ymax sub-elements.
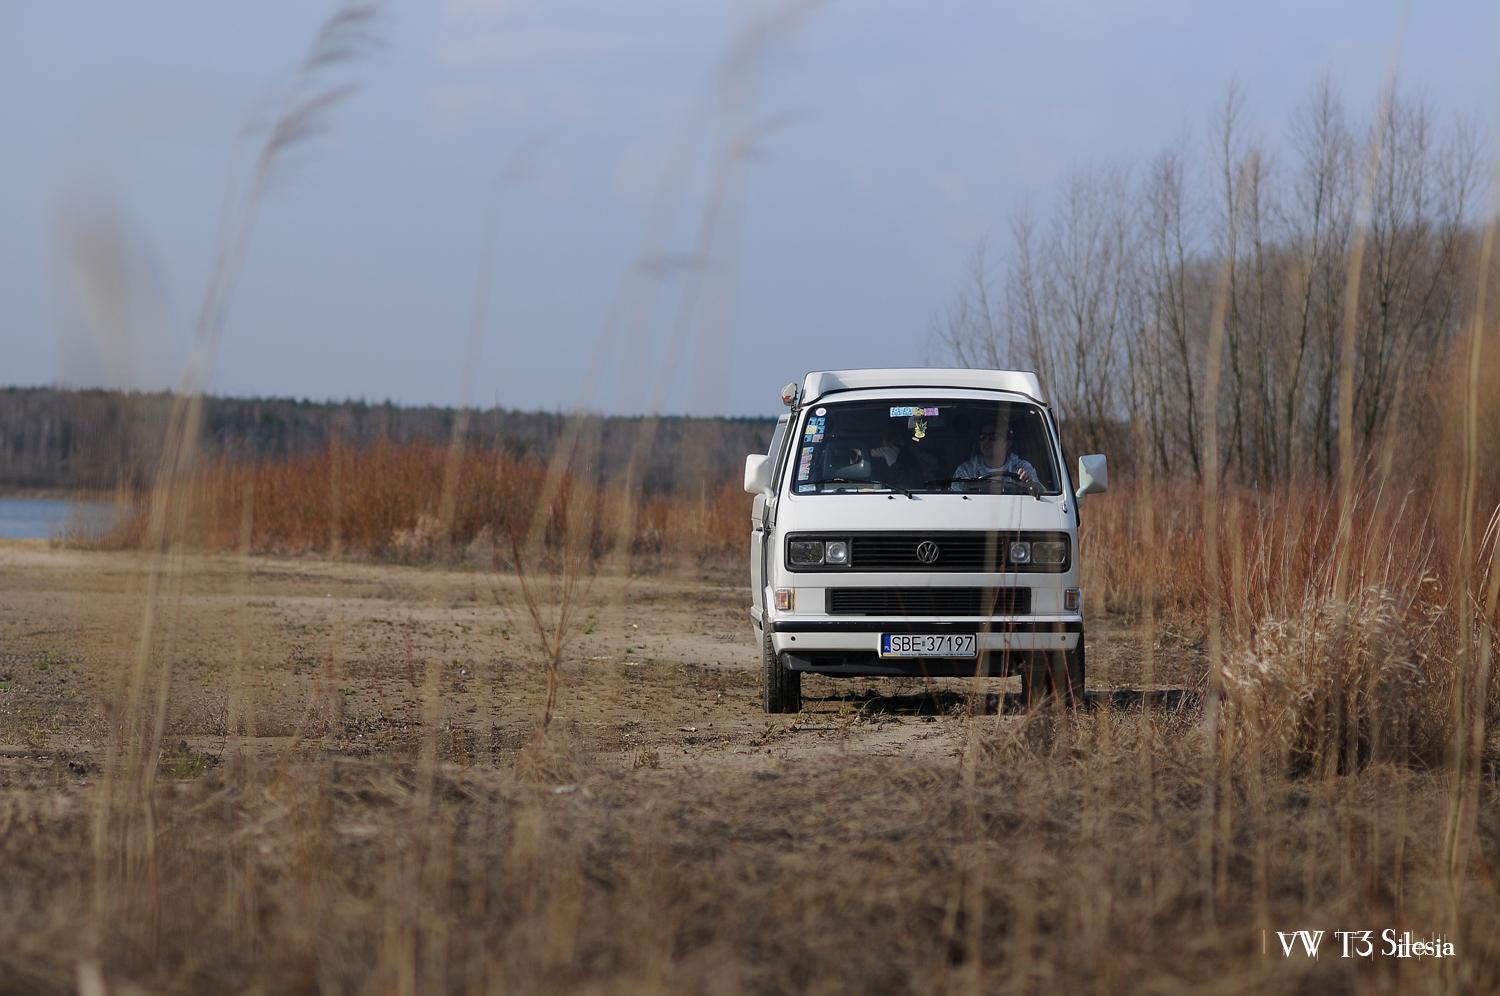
<box><xmin>800</xmin><ymin>368</ymin><xmax>1044</xmax><ymax>405</ymax></box>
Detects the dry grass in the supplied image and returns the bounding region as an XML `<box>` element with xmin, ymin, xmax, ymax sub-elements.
<box><xmin>99</xmin><ymin>441</ymin><xmax>745</xmax><ymax>566</ymax></box>
<box><xmin>3</xmin><ymin>451</ymin><xmax>1493</xmax><ymax>994</ymax></box>
<box><xmin>3</xmin><ymin>699</ymin><xmax>1498</xmax><ymax>994</ymax></box>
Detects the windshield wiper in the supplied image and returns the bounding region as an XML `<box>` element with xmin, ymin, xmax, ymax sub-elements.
<box><xmin>875</xmin><ymin>479</ymin><xmax>915</xmax><ymax>498</ymax></box>
<box><xmin>804</xmin><ymin>477</ymin><xmax>910</xmax><ymax>497</ymax></box>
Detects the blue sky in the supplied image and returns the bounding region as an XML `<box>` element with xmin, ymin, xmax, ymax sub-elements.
<box><xmin>4</xmin><ymin>1</ymin><xmax>1498</xmax><ymax>416</ymax></box>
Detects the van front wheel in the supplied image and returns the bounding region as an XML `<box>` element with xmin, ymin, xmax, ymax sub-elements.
<box><xmin>1021</xmin><ymin>643</ymin><xmax>1085</xmax><ymax>709</ymax></box>
<box><xmin>762</xmin><ymin>632</ymin><xmax>801</xmax><ymax>714</ymax></box>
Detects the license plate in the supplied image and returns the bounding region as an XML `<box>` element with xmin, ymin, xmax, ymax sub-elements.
<box><xmin>880</xmin><ymin>633</ymin><xmax>977</xmax><ymax>658</ymax></box>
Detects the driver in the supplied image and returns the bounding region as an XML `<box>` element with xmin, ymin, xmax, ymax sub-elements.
<box><xmin>951</xmin><ymin>423</ymin><xmax>1037</xmax><ymax>487</ymax></box>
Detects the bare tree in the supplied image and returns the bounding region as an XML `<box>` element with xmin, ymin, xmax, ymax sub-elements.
<box><xmin>930</xmin><ymin>240</ymin><xmax>1008</xmax><ymax>370</ymax></box>
<box><xmin>1137</xmin><ymin>146</ymin><xmax>1203</xmax><ymax>478</ymax></box>
<box><xmin>1005</xmin><ymin>166</ymin><xmax>1136</xmax><ymax>454</ymax></box>
<box><xmin>1355</xmin><ymin>88</ymin><xmax>1480</xmax><ymax>445</ymax></box>
<box><xmin>1285</xmin><ymin>75</ymin><xmax>1355</xmax><ymax>479</ymax></box>
<box><xmin>931</xmin><ymin>75</ymin><xmax>1487</xmax><ymax>486</ymax></box>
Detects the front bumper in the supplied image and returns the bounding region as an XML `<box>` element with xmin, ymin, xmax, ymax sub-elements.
<box><xmin>768</xmin><ymin>618</ymin><xmax>1080</xmax><ymax>678</ymax></box>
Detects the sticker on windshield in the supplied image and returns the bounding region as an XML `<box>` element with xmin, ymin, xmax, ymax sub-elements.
<box><xmin>890</xmin><ymin>406</ymin><xmax>939</xmax><ymax>418</ymax></box>
<box><xmin>796</xmin><ymin>445</ymin><xmax>814</xmax><ymax>481</ymax></box>
<box><xmin>814</xmin><ymin>407</ymin><xmax>826</xmax><ymax>416</ymax></box>
<box><xmin>803</xmin><ymin>415</ymin><xmax>826</xmax><ymax>438</ymax></box>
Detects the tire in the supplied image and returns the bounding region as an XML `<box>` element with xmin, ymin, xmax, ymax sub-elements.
<box><xmin>1019</xmin><ymin>665</ymin><xmax>1045</xmax><ymax>709</ymax></box>
<box><xmin>762</xmin><ymin>631</ymin><xmax>800</xmax><ymax>714</ymax></box>
<box><xmin>1021</xmin><ymin>639</ymin><xmax>1085</xmax><ymax>710</ymax></box>
<box><xmin>1055</xmin><ymin>639</ymin><xmax>1085</xmax><ymax>708</ymax></box>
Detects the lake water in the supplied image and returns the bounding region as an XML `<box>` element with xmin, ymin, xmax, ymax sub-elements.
<box><xmin>0</xmin><ymin>498</ymin><xmax>120</xmax><ymax>540</ymax></box>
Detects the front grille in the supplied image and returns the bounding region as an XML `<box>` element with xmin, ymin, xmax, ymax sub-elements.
<box><xmin>845</xmin><ymin>532</ymin><xmax>1068</xmax><ymax>572</ymax></box>
<box><xmin>827</xmin><ymin>587</ymin><xmax>1031</xmax><ymax>616</ymax></box>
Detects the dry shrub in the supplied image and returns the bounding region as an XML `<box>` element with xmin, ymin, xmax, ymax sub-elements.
<box><xmin>389</xmin><ymin>511</ymin><xmax>448</xmax><ymax>561</ymax></box>
<box><xmin>511</xmin><ymin>724</ymin><xmax>581</xmax><ymax>786</ymax></box>
<box><xmin>1221</xmin><ymin>587</ymin><xmax>1446</xmax><ymax>773</ymax></box>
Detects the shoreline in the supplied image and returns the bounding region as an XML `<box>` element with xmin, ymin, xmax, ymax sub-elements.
<box><xmin>0</xmin><ymin>487</ymin><xmax>124</xmax><ymax>502</ymax></box>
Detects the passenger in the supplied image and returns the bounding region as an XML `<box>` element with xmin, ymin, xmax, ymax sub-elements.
<box><xmin>951</xmin><ymin>424</ymin><xmax>1037</xmax><ymax>486</ymax></box>
<box><xmin>871</xmin><ymin>424</ymin><xmax>938</xmax><ymax>489</ymax></box>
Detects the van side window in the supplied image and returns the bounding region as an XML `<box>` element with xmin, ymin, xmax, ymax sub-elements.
<box><xmin>767</xmin><ymin>416</ymin><xmax>788</xmax><ymax>463</ymax></box>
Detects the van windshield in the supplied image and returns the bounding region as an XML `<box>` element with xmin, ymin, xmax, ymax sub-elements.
<box><xmin>791</xmin><ymin>399</ymin><xmax>1060</xmax><ymax>496</ymax></box>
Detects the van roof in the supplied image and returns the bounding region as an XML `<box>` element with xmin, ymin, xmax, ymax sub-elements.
<box><xmin>800</xmin><ymin>368</ymin><xmax>1044</xmax><ymax>405</ymax></box>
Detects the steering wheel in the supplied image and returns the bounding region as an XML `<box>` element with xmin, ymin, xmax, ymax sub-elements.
<box><xmin>980</xmin><ymin>470</ymin><xmax>1042</xmax><ymax>496</ymax></box>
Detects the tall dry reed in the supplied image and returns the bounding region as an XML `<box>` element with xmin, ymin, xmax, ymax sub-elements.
<box><xmin>101</xmin><ymin>441</ymin><xmax>746</xmax><ymax>566</ymax></box>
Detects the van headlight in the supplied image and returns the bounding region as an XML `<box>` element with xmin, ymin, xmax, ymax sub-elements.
<box><xmin>1006</xmin><ymin>537</ymin><xmax>1068</xmax><ymax>569</ymax></box>
<box><xmin>787</xmin><ymin>537</ymin><xmax>850</xmax><ymax>568</ymax></box>
<box><xmin>788</xmin><ymin>540</ymin><xmax>825</xmax><ymax>566</ymax></box>
<box><xmin>1031</xmin><ymin>540</ymin><xmax>1067</xmax><ymax>566</ymax></box>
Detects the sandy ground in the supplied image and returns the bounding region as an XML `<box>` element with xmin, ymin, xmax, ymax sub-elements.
<box><xmin>0</xmin><ymin>542</ymin><xmax>1203</xmax><ymax>773</ymax></box>
<box><xmin>9</xmin><ymin>543</ymin><xmax>1498</xmax><ymax>996</ymax></box>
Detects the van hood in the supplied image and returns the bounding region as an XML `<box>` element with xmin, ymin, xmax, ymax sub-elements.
<box><xmin>777</xmin><ymin>493</ymin><xmax>1071</xmax><ymax>532</ymax></box>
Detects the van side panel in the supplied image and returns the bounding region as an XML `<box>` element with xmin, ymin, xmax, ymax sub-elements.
<box><xmin>749</xmin><ymin>414</ymin><xmax>790</xmax><ymax>626</ymax></box>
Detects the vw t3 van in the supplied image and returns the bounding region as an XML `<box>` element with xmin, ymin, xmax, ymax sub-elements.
<box><xmin>743</xmin><ymin>368</ymin><xmax>1107</xmax><ymax>713</ymax></box>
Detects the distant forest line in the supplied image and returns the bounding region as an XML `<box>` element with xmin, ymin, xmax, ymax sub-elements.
<box><xmin>0</xmin><ymin>387</ymin><xmax>777</xmax><ymax>494</ymax></box>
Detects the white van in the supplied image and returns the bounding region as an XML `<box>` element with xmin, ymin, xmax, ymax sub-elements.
<box><xmin>744</xmin><ymin>368</ymin><xmax>1108</xmax><ymax>713</ymax></box>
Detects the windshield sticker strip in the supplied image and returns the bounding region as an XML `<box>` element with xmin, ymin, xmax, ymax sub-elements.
<box><xmin>796</xmin><ymin>446</ymin><xmax>814</xmax><ymax>481</ymax></box>
<box><xmin>890</xmin><ymin>406</ymin><xmax>939</xmax><ymax>417</ymax></box>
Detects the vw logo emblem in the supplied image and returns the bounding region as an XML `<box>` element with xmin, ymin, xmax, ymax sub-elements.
<box><xmin>915</xmin><ymin>541</ymin><xmax>940</xmax><ymax>565</ymax></box>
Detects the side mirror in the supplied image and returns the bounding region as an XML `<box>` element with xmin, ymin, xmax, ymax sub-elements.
<box><xmin>744</xmin><ymin>454</ymin><xmax>774</xmax><ymax>496</ymax></box>
<box><xmin>1075</xmin><ymin>454</ymin><xmax>1108</xmax><ymax>501</ymax></box>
